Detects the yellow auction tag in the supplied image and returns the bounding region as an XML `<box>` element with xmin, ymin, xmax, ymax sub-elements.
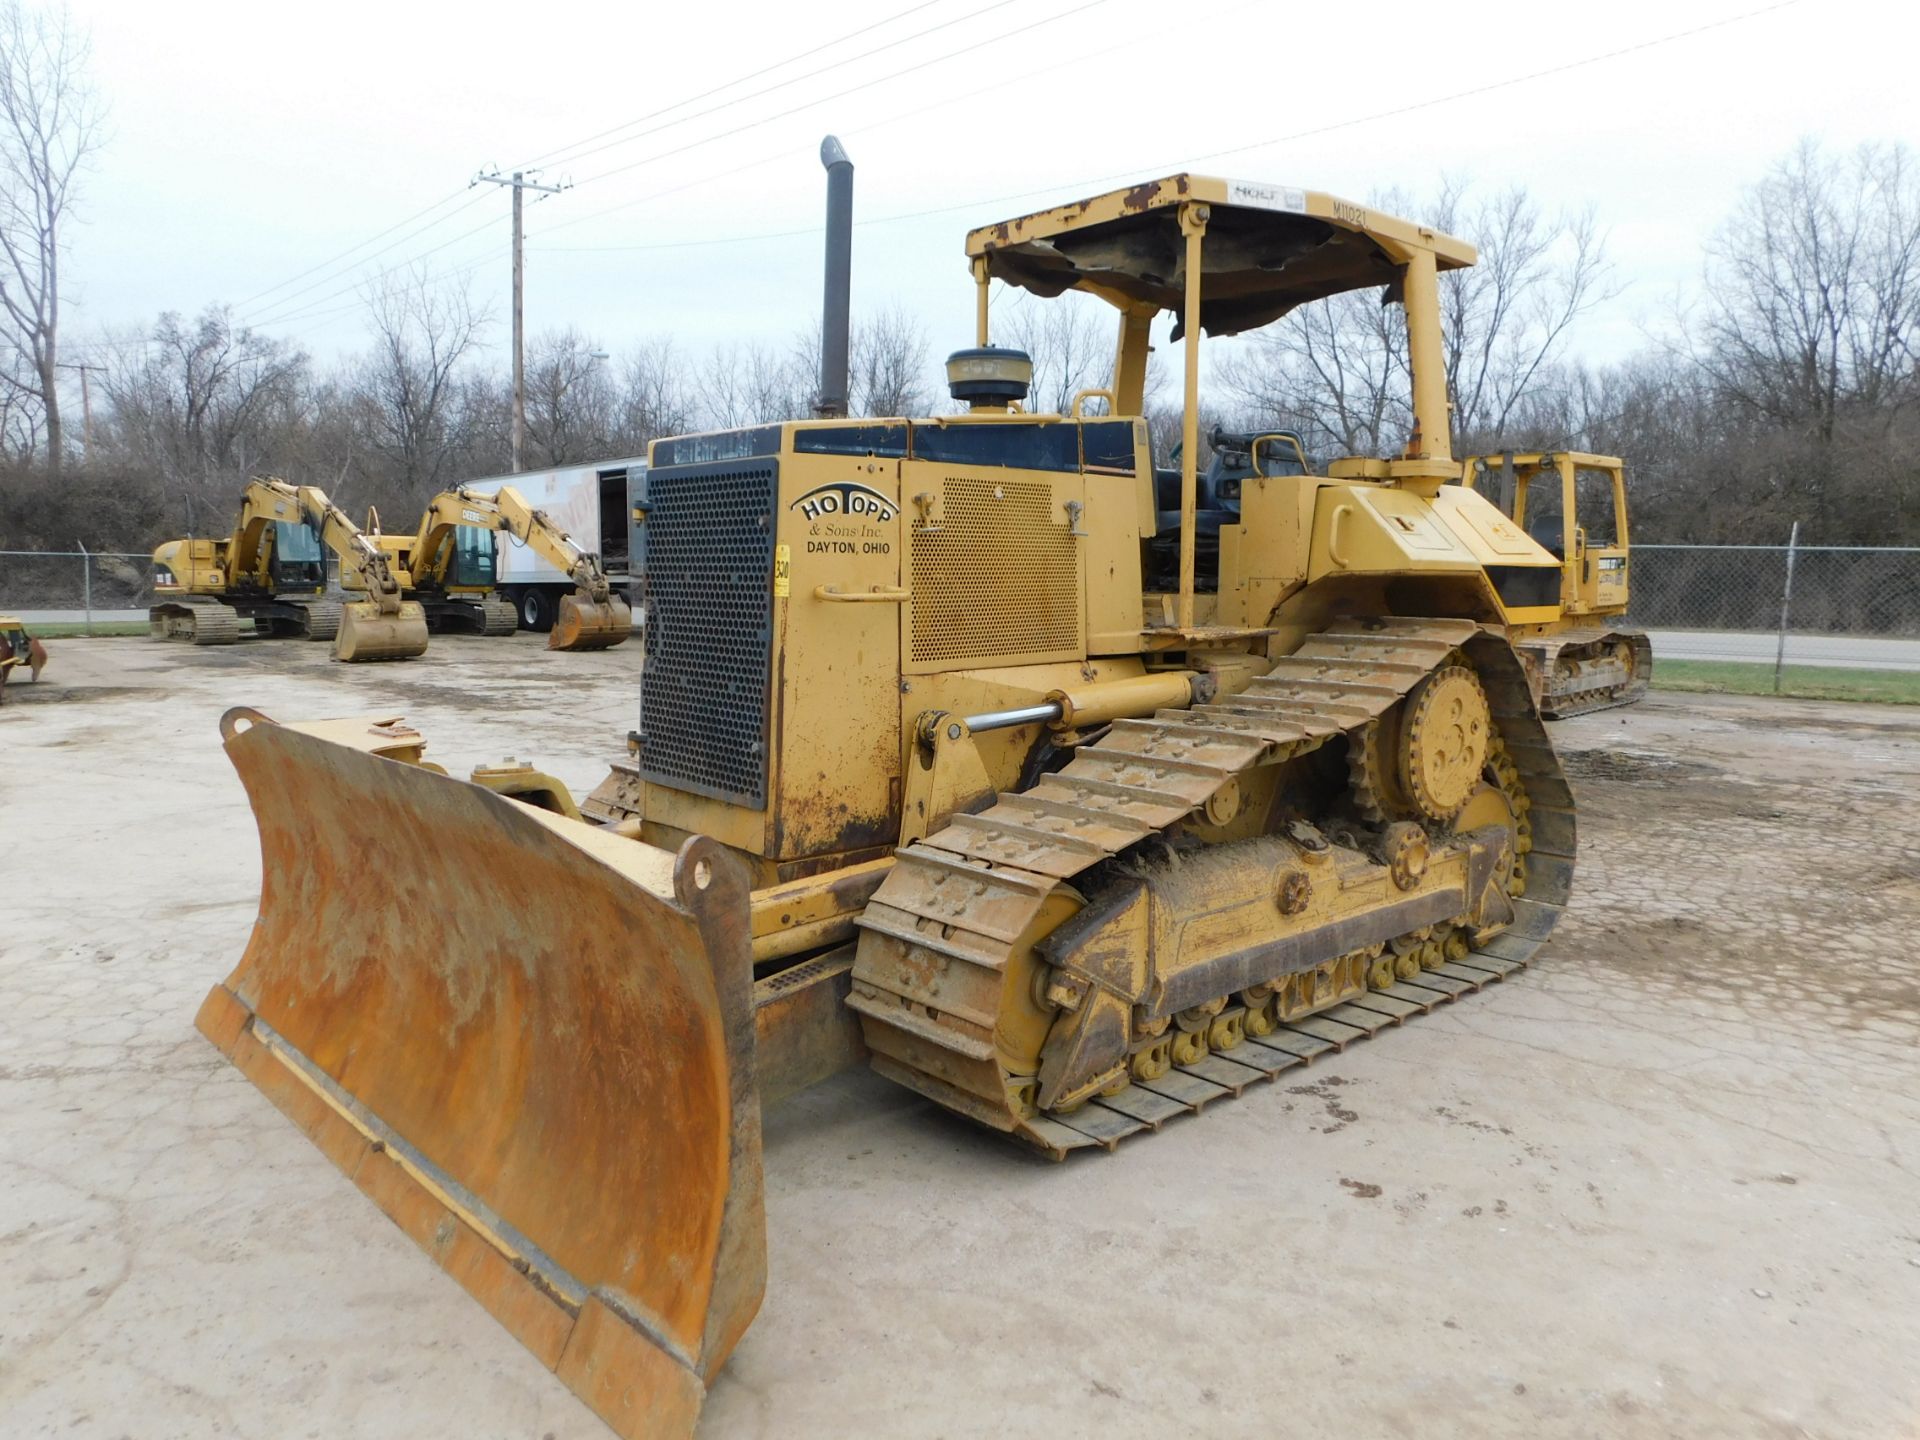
<box><xmin>772</xmin><ymin>544</ymin><xmax>791</xmax><ymax>597</ymax></box>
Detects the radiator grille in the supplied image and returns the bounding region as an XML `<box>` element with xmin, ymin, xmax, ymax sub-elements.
<box><xmin>910</xmin><ymin>476</ymin><xmax>1080</xmax><ymax>665</ymax></box>
<box><xmin>640</xmin><ymin>460</ymin><xmax>777</xmax><ymax>806</ymax></box>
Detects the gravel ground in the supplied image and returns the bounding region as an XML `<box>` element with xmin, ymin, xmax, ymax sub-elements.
<box><xmin>3</xmin><ymin>635</ymin><xmax>1918</xmax><ymax>1439</ymax></box>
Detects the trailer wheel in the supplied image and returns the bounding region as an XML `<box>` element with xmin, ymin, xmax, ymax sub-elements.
<box><xmin>519</xmin><ymin>587</ymin><xmax>555</xmax><ymax>632</ymax></box>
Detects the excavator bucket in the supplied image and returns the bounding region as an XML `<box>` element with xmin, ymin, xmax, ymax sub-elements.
<box><xmin>550</xmin><ymin>591</ymin><xmax>633</xmax><ymax>651</ymax></box>
<box><xmin>333</xmin><ymin>599</ymin><xmax>430</xmax><ymax>662</ymax></box>
<box><xmin>194</xmin><ymin>710</ymin><xmax>765</xmax><ymax>1438</ymax></box>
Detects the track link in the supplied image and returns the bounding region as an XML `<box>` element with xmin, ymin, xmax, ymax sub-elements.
<box><xmin>294</xmin><ymin>598</ymin><xmax>343</xmax><ymax>641</ymax></box>
<box><xmin>480</xmin><ymin>596</ymin><xmax>519</xmax><ymax>636</ymax></box>
<box><xmin>1528</xmin><ymin>628</ymin><xmax>1653</xmax><ymax>719</ymax></box>
<box><xmin>149</xmin><ymin>600</ymin><xmax>241</xmax><ymax>645</ymax></box>
<box><xmin>851</xmin><ymin>617</ymin><xmax>1575</xmax><ymax>1158</ymax></box>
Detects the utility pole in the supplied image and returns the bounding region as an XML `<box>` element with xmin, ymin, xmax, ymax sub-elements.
<box><xmin>56</xmin><ymin>361</ymin><xmax>106</xmax><ymax>462</ymax></box>
<box><xmin>474</xmin><ymin>168</ymin><xmax>568</xmax><ymax>472</ymax></box>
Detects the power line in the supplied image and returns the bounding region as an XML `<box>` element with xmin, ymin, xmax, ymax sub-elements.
<box><xmin>236</xmin><ymin>191</ymin><xmax>495</xmax><ymax>328</ymax></box>
<box><xmin>534</xmin><ymin>0</ymin><xmax>1805</xmax><ymax>256</ymax></box>
<box><xmin>535</xmin><ymin>0</ymin><xmax>1111</xmax><ymax>242</ymax></box>
<box><xmin>512</xmin><ymin>0</ymin><xmax>951</xmax><ymax>173</ymax></box>
<box><xmin>243</xmin><ymin>212</ymin><xmax>505</xmax><ymax>330</ymax></box>
<box><xmin>231</xmin><ymin>187</ymin><xmax>474</xmax><ymax>311</ymax></box>
<box><xmin>530</xmin><ymin>0</ymin><xmax>1257</xmax><ymax>254</ymax></box>
<box><xmin>237</xmin><ymin>0</ymin><xmax>1077</xmax><ymax>336</ymax></box>
<box><xmin>541</xmin><ymin>0</ymin><xmax>1022</xmax><ymax>178</ymax></box>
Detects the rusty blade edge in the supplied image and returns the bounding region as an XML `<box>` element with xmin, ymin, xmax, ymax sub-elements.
<box><xmin>247</xmin><ymin>1008</ymin><xmax>701</xmax><ymax>1375</ymax></box>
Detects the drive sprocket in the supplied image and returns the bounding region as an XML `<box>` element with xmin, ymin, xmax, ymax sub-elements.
<box><xmin>1398</xmin><ymin>663</ymin><xmax>1491</xmax><ymax>821</ymax></box>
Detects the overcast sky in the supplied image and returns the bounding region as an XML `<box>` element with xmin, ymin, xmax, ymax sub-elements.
<box><xmin>57</xmin><ymin>0</ymin><xmax>1915</xmax><ymax>383</ymax></box>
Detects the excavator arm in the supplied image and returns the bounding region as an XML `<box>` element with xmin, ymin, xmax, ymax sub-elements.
<box><xmin>264</xmin><ymin>479</ymin><xmax>428</xmax><ymax>662</ymax></box>
<box><xmin>410</xmin><ymin>485</ymin><xmax>630</xmax><ymax>650</ymax></box>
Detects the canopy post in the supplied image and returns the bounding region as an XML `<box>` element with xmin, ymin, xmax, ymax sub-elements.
<box><xmin>972</xmin><ymin>258</ymin><xmax>991</xmax><ymax>346</ymax></box>
<box><xmin>1111</xmin><ymin>301</ymin><xmax>1156</xmax><ymax>415</ymax></box>
<box><xmin>1399</xmin><ymin>247</ymin><xmax>1454</xmax><ymax>488</ymax></box>
<box><xmin>1176</xmin><ymin>202</ymin><xmax>1208</xmax><ymax>630</ymax></box>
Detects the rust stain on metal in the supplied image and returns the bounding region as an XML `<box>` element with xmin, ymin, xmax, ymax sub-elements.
<box><xmin>196</xmin><ymin>716</ymin><xmax>765</xmax><ymax>1439</ymax></box>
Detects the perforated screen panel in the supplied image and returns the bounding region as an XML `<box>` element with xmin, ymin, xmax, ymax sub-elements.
<box><xmin>910</xmin><ymin>476</ymin><xmax>1080</xmax><ymax>666</ymax></box>
<box><xmin>639</xmin><ymin>459</ymin><xmax>777</xmax><ymax>806</ymax></box>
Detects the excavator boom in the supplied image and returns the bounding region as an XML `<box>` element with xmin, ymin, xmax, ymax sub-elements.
<box><xmin>289</xmin><ymin>483</ymin><xmax>431</xmax><ymax>662</ymax></box>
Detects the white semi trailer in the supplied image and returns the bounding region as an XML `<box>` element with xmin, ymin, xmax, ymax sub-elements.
<box><xmin>463</xmin><ymin>456</ymin><xmax>645</xmax><ymax>632</ymax></box>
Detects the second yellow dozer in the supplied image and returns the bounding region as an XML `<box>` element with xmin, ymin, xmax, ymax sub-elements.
<box><xmin>1460</xmin><ymin>451</ymin><xmax>1653</xmax><ymax>717</ymax></box>
<box><xmin>196</xmin><ymin>177</ymin><xmax>1578</xmax><ymax>1436</ymax></box>
<box><xmin>355</xmin><ymin>483</ymin><xmax>633</xmax><ymax>650</ymax></box>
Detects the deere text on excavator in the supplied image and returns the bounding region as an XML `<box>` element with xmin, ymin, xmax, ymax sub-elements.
<box><xmin>150</xmin><ymin>477</ymin><xmax>429</xmax><ymax>660</ymax></box>
<box><xmin>196</xmin><ymin>177</ymin><xmax>1578</xmax><ymax>1437</ymax></box>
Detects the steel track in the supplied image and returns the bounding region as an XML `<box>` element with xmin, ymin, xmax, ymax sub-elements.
<box><xmin>850</xmin><ymin>617</ymin><xmax>1575</xmax><ymax>1158</ymax></box>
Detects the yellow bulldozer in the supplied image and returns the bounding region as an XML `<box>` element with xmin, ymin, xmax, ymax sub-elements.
<box><xmin>0</xmin><ymin>614</ymin><xmax>48</xmax><ymax>703</ymax></box>
<box><xmin>150</xmin><ymin>477</ymin><xmax>429</xmax><ymax>660</ymax></box>
<box><xmin>1460</xmin><ymin>451</ymin><xmax>1653</xmax><ymax>716</ymax></box>
<box><xmin>196</xmin><ymin>177</ymin><xmax>1578</xmax><ymax>1437</ymax></box>
<box><xmin>354</xmin><ymin>484</ymin><xmax>632</xmax><ymax>649</ymax></box>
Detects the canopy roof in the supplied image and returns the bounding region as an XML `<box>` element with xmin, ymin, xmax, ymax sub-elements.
<box><xmin>966</xmin><ymin>175</ymin><xmax>1476</xmax><ymax>338</ymax></box>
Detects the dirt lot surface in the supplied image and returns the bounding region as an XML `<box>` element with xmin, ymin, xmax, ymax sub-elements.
<box><xmin>5</xmin><ymin>636</ymin><xmax>1919</xmax><ymax>1439</ymax></box>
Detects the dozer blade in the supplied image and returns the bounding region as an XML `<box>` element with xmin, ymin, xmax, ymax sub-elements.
<box><xmin>551</xmin><ymin>591</ymin><xmax>633</xmax><ymax>651</ymax></box>
<box><xmin>333</xmin><ymin>599</ymin><xmax>430</xmax><ymax>662</ymax></box>
<box><xmin>195</xmin><ymin>710</ymin><xmax>765</xmax><ymax>1438</ymax></box>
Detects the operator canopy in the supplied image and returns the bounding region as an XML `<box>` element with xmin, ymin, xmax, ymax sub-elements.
<box><xmin>967</xmin><ymin>174</ymin><xmax>1476</xmax><ymax>338</ymax></box>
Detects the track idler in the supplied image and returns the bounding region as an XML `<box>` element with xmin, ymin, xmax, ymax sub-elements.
<box><xmin>550</xmin><ymin>590</ymin><xmax>633</xmax><ymax>651</ymax></box>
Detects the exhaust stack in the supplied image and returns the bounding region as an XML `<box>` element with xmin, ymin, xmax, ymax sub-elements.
<box><xmin>817</xmin><ymin>136</ymin><xmax>853</xmax><ymax>417</ymax></box>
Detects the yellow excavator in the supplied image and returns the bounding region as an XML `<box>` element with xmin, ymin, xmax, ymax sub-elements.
<box><xmin>195</xmin><ymin>177</ymin><xmax>1577</xmax><ymax>1437</ymax></box>
<box><xmin>354</xmin><ymin>484</ymin><xmax>632</xmax><ymax>649</ymax></box>
<box><xmin>1460</xmin><ymin>451</ymin><xmax>1652</xmax><ymax>717</ymax></box>
<box><xmin>150</xmin><ymin>477</ymin><xmax>428</xmax><ymax>661</ymax></box>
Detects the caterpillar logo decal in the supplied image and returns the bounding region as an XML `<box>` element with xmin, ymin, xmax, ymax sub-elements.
<box><xmin>789</xmin><ymin>481</ymin><xmax>898</xmax><ymax>524</ymax></box>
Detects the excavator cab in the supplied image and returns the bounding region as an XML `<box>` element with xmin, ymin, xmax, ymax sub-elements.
<box><xmin>267</xmin><ymin>519</ymin><xmax>327</xmax><ymax>593</ymax></box>
<box><xmin>446</xmin><ymin>525</ymin><xmax>498</xmax><ymax>589</ymax></box>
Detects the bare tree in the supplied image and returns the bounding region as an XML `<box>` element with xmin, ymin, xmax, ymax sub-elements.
<box><xmin>0</xmin><ymin>0</ymin><xmax>103</xmax><ymax>473</ymax></box>
<box><xmin>351</xmin><ymin>265</ymin><xmax>491</xmax><ymax>501</ymax></box>
<box><xmin>0</xmin><ymin>339</ymin><xmax>41</xmax><ymax>460</ymax></box>
<box><xmin>102</xmin><ymin>307</ymin><xmax>309</xmax><ymax>500</ymax></box>
<box><xmin>849</xmin><ymin>304</ymin><xmax>931</xmax><ymax>417</ymax></box>
<box><xmin>522</xmin><ymin>327</ymin><xmax>615</xmax><ymax>466</ymax></box>
<box><xmin>615</xmin><ymin>336</ymin><xmax>696</xmax><ymax>449</ymax></box>
<box><xmin>1000</xmin><ymin>290</ymin><xmax>1114</xmax><ymax>415</ymax></box>
<box><xmin>1696</xmin><ymin>140</ymin><xmax>1919</xmax><ymax>440</ymax></box>
<box><xmin>1220</xmin><ymin>180</ymin><xmax>1613</xmax><ymax>460</ymax></box>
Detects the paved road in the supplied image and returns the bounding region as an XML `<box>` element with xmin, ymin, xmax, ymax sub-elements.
<box><xmin>10</xmin><ymin>608</ymin><xmax>146</xmax><ymax>625</ymax></box>
<box><xmin>1646</xmin><ymin>628</ymin><xmax>1920</xmax><ymax>672</ymax></box>
<box><xmin>10</xmin><ymin>610</ymin><xmax>1915</xmax><ymax>671</ymax></box>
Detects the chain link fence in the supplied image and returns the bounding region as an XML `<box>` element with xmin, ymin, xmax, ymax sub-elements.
<box><xmin>1634</xmin><ymin>542</ymin><xmax>1920</xmax><ymax>671</ymax></box>
<box><xmin>0</xmin><ymin>550</ymin><xmax>155</xmax><ymax>627</ymax></box>
<box><xmin>2</xmin><ymin>543</ymin><xmax>1916</xmax><ymax>671</ymax></box>
<box><xmin>0</xmin><ymin>551</ymin><xmax>354</xmax><ymax>630</ymax></box>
